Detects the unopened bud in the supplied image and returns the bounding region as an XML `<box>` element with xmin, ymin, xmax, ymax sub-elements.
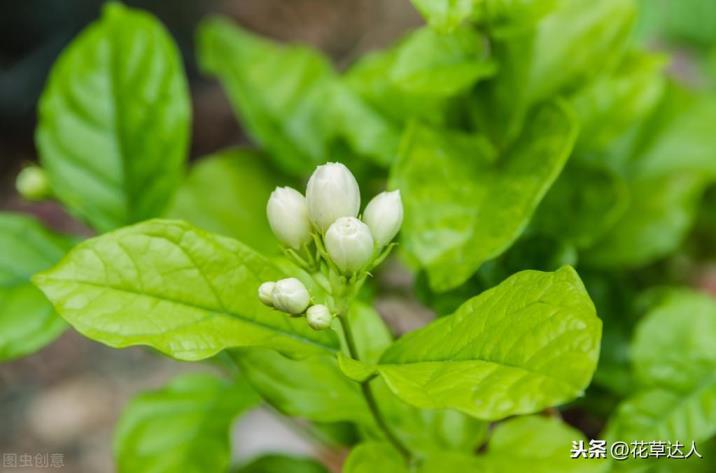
<box><xmin>325</xmin><ymin>217</ymin><xmax>374</xmax><ymax>273</ymax></box>
<box><xmin>363</xmin><ymin>190</ymin><xmax>403</xmax><ymax>248</ymax></box>
<box><xmin>267</xmin><ymin>187</ymin><xmax>312</xmax><ymax>249</ymax></box>
<box><xmin>16</xmin><ymin>165</ymin><xmax>50</xmax><ymax>201</ymax></box>
<box><xmin>306</xmin><ymin>304</ymin><xmax>333</xmax><ymax>330</ymax></box>
<box><xmin>271</xmin><ymin>278</ymin><xmax>311</xmax><ymax>315</ymax></box>
<box><xmin>306</xmin><ymin>163</ymin><xmax>360</xmax><ymax>232</ymax></box>
<box><xmin>258</xmin><ymin>281</ymin><xmax>276</xmax><ymax>307</ymax></box>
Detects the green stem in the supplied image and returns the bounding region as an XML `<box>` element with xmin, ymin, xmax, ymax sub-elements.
<box><xmin>339</xmin><ymin>314</ymin><xmax>413</xmax><ymax>462</ymax></box>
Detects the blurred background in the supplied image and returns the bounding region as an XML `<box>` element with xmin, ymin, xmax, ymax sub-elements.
<box><xmin>1</xmin><ymin>0</ymin><xmax>716</xmax><ymax>471</ymax></box>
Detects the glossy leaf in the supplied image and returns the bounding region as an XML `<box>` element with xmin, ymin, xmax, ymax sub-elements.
<box><xmin>392</xmin><ymin>101</ymin><xmax>577</xmax><ymax>291</ymax></box>
<box><xmin>167</xmin><ymin>148</ymin><xmax>280</xmax><ymax>254</ymax></box>
<box><xmin>114</xmin><ymin>373</ymin><xmax>259</xmax><ymax>473</ymax></box>
<box><xmin>378</xmin><ymin>267</ymin><xmax>601</xmax><ymax>420</ymax></box>
<box><xmin>36</xmin><ymin>3</ymin><xmax>190</xmax><ymax>232</ymax></box>
<box><xmin>0</xmin><ymin>214</ymin><xmax>73</xmax><ymax>360</ymax></box>
<box><xmin>33</xmin><ymin>219</ymin><xmax>339</xmax><ymax>360</ymax></box>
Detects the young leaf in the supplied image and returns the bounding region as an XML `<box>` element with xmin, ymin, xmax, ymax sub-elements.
<box><xmin>0</xmin><ymin>214</ymin><xmax>74</xmax><ymax>361</ymax></box>
<box><xmin>114</xmin><ymin>373</ymin><xmax>259</xmax><ymax>473</ymax></box>
<box><xmin>232</xmin><ymin>348</ymin><xmax>372</xmax><ymax>425</ymax></box>
<box><xmin>377</xmin><ymin>267</ymin><xmax>601</xmax><ymax>420</ymax></box>
<box><xmin>235</xmin><ymin>454</ymin><xmax>328</xmax><ymax>473</ymax></box>
<box><xmin>33</xmin><ymin>219</ymin><xmax>339</xmax><ymax>360</ymax></box>
<box><xmin>343</xmin><ymin>443</ymin><xmax>407</xmax><ymax>473</ymax></box>
<box><xmin>345</xmin><ymin>26</ymin><xmax>495</xmax><ymax>127</ymax></box>
<box><xmin>392</xmin><ymin>101</ymin><xmax>577</xmax><ymax>291</ymax></box>
<box><xmin>36</xmin><ymin>4</ymin><xmax>190</xmax><ymax>232</ymax></box>
<box><xmin>166</xmin><ymin>148</ymin><xmax>280</xmax><ymax>254</ymax></box>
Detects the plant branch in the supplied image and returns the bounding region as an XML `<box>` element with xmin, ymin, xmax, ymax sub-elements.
<box><xmin>339</xmin><ymin>314</ymin><xmax>413</xmax><ymax>462</ymax></box>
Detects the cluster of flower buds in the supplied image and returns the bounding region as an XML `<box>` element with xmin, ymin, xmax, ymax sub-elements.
<box><xmin>258</xmin><ymin>162</ymin><xmax>403</xmax><ymax>330</ymax></box>
<box><xmin>258</xmin><ymin>278</ymin><xmax>334</xmax><ymax>330</ymax></box>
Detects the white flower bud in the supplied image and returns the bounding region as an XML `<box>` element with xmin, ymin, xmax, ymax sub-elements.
<box><xmin>306</xmin><ymin>162</ymin><xmax>360</xmax><ymax>232</ymax></box>
<box><xmin>16</xmin><ymin>165</ymin><xmax>50</xmax><ymax>201</ymax></box>
<box><xmin>306</xmin><ymin>304</ymin><xmax>333</xmax><ymax>330</ymax></box>
<box><xmin>363</xmin><ymin>190</ymin><xmax>403</xmax><ymax>248</ymax></box>
<box><xmin>258</xmin><ymin>281</ymin><xmax>276</xmax><ymax>307</ymax></box>
<box><xmin>325</xmin><ymin>217</ymin><xmax>374</xmax><ymax>273</ymax></box>
<box><xmin>267</xmin><ymin>187</ymin><xmax>312</xmax><ymax>249</ymax></box>
<box><xmin>271</xmin><ymin>277</ymin><xmax>311</xmax><ymax>315</ymax></box>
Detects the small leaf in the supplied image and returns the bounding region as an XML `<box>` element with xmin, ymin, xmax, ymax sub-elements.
<box><xmin>337</xmin><ymin>352</ymin><xmax>377</xmax><ymax>383</ymax></box>
<box><xmin>166</xmin><ymin>148</ymin><xmax>280</xmax><ymax>253</ymax></box>
<box><xmin>36</xmin><ymin>4</ymin><xmax>190</xmax><ymax>232</ymax></box>
<box><xmin>34</xmin><ymin>219</ymin><xmax>339</xmax><ymax>360</ymax></box>
<box><xmin>114</xmin><ymin>373</ymin><xmax>259</xmax><ymax>473</ymax></box>
<box><xmin>343</xmin><ymin>443</ymin><xmax>407</xmax><ymax>473</ymax></box>
<box><xmin>378</xmin><ymin>267</ymin><xmax>601</xmax><ymax>420</ymax></box>
<box><xmin>392</xmin><ymin>101</ymin><xmax>577</xmax><ymax>291</ymax></box>
<box><xmin>0</xmin><ymin>213</ymin><xmax>74</xmax><ymax>361</ymax></box>
<box><xmin>235</xmin><ymin>454</ymin><xmax>328</xmax><ymax>473</ymax></box>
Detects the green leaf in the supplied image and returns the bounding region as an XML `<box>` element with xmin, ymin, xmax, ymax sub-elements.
<box><xmin>531</xmin><ymin>162</ymin><xmax>629</xmax><ymax>249</ymax></box>
<box><xmin>166</xmin><ymin>148</ymin><xmax>280</xmax><ymax>254</ymax></box>
<box><xmin>0</xmin><ymin>213</ymin><xmax>73</xmax><ymax>361</ymax></box>
<box><xmin>377</xmin><ymin>267</ymin><xmax>601</xmax><ymax>420</ymax></box>
<box><xmin>477</xmin><ymin>416</ymin><xmax>603</xmax><ymax>473</ymax></box>
<box><xmin>198</xmin><ymin>16</ymin><xmax>333</xmax><ymax>176</ymax></box>
<box><xmin>410</xmin><ymin>0</ymin><xmax>476</xmax><ymax>32</ymax></box>
<box><xmin>235</xmin><ymin>454</ymin><xmax>328</xmax><ymax>473</ymax></box>
<box><xmin>114</xmin><ymin>373</ymin><xmax>259</xmax><ymax>473</ymax></box>
<box><xmin>631</xmin><ymin>290</ymin><xmax>716</xmax><ymax>390</ymax></box>
<box><xmin>345</xmin><ymin>26</ymin><xmax>495</xmax><ymax>128</ymax></box>
<box><xmin>392</xmin><ymin>101</ymin><xmax>577</xmax><ymax>291</ymax></box>
<box><xmin>337</xmin><ymin>352</ymin><xmax>377</xmax><ymax>383</ymax></box>
<box><xmin>605</xmin><ymin>291</ymin><xmax>716</xmax><ymax>461</ymax></box>
<box><xmin>474</xmin><ymin>0</ymin><xmax>635</xmax><ymax>144</ymax></box>
<box><xmin>33</xmin><ymin>219</ymin><xmax>339</xmax><ymax>360</ymax></box>
<box><xmin>343</xmin><ymin>443</ymin><xmax>407</xmax><ymax>473</ymax></box>
<box><xmin>583</xmin><ymin>86</ymin><xmax>716</xmax><ymax>269</ymax></box>
<box><xmin>197</xmin><ymin>17</ymin><xmax>399</xmax><ymax>173</ymax></box>
<box><xmin>233</xmin><ymin>348</ymin><xmax>371</xmax><ymax>424</ymax></box>
<box><xmin>570</xmin><ymin>51</ymin><xmax>667</xmax><ymax>153</ymax></box>
<box><xmin>36</xmin><ymin>3</ymin><xmax>189</xmax><ymax>232</ymax></box>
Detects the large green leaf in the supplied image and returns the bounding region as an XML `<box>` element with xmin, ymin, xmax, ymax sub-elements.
<box><xmin>235</xmin><ymin>454</ymin><xmax>328</xmax><ymax>473</ymax></box>
<box><xmin>36</xmin><ymin>4</ymin><xmax>189</xmax><ymax>232</ymax></box>
<box><xmin>605</xmin><ymin>291</ymin><xmax>716</xmax><ymax>466</ymax></box>
<box><xmin>392</xmin><ymin>101</ymin><xmax>577</xmax><ymax>291</ymax></box>
<box><xmin>33</xmin><ymin>219</ymin><xmax>339</xmax><ymax>360</ymax></box>
<box><xmin>474</xmin><ymin>0</ymin><xmax>635</xmax><ymax>144</ymax></box>
<box><xmin>0</xmin><ymin>214</ymin><xmax>73</xmax><ymax>360</ymax></box>
<box><xmin>114</xmin><ymin>373</ymin><xmax>259</xmax><ymax>473</ymax></box>
<box><xmin>197</xmin><ymin>17</ymin><xmax>398</xmax><ymax>173</ymax></box>
<box><xmin>377</xmin><ymin>267</ymin><xmax>601</xmax><ymax>420</ymax></box>
<box><xmin>584</xmin><ymin>86</ymin><xmax>716</xmax><ymax>269</ymax></box>
<box><xmin>233</xmin><ymin>348</ymin><xmax>372</xmax><ymax>425</ymax></box>
<box><xmin>167</xmin><ymin>148</ymin><xmax>280</xmax><ymax>254</ymax></box>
